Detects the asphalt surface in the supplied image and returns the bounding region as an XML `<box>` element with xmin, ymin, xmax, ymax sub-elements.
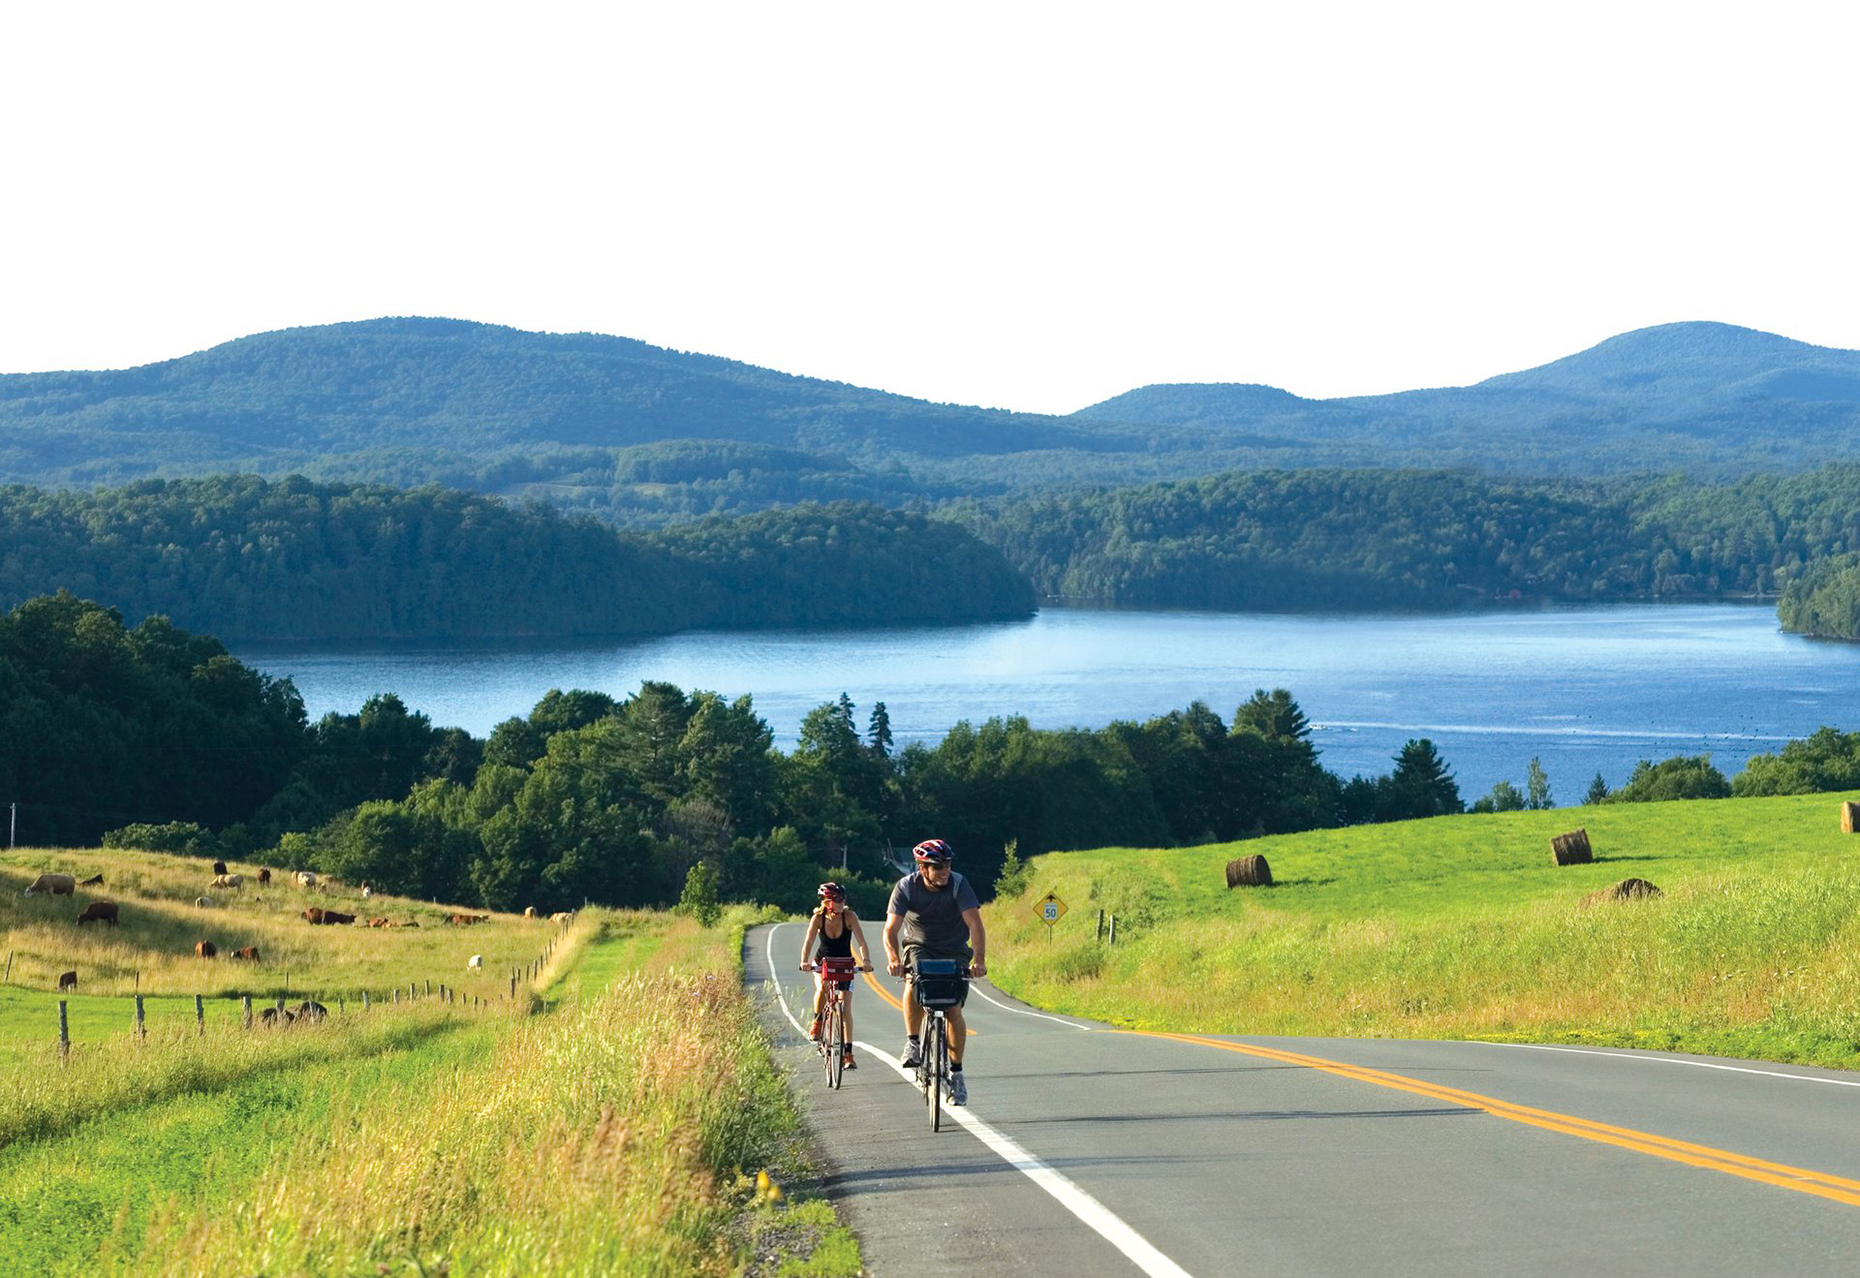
<box><xmin>748</xmin><ymin>921</ymin><xmax>1860</xmax><ymax>1276</ymax></box>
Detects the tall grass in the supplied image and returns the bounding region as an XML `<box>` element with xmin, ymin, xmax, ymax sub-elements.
<box><xmin>134</xmin><ymin>908</ymin><xmax>837</xmax><ymax>1276</ymax></box>
<box><xmin>992</xmin><ymin>792</ymin><xmax>1860</xmax><ymax>1066</ymax></box>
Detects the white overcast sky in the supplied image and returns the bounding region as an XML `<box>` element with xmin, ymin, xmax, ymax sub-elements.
<box><xmin>2</xmin><ymin>2</ymin><xmax>1856</xmax><ymax>415</ymax></box>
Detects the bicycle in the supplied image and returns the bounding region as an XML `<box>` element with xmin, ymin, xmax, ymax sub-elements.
<box><xmin>803</xmin><ymin>956</ymin><xmax>865</xmax><ymax>1088</ymax></box>
<box><xmin>909</xmin><ymin>958</ymin><xmax>969</xmax><ymax>1130</ymax></box>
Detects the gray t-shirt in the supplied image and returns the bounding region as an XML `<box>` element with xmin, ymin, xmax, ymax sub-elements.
<box><xmin>887</xmin><ymin>870</ymin><xmax>981</xmax><ymax>954</ymax></box>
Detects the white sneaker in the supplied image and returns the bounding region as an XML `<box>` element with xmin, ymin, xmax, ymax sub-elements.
<box><xmin>945</xmin><ymin>1072</ymin><xmax>967</xmax><ymax>1105</ymax></box>
<box><xmin>900</xmin><ymin>1042</ymin><xmax>923</xmax><ymax>1068</ymax></box>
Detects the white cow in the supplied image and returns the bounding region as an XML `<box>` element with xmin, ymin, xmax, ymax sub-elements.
<box><xmin>467</xmin><ymin>954</ymin><xmax>483</xmax><ymax>970</ymax></box>
<box><xmin>295</xmin><ymin>871</ymin><xmax>317</xmax><ymax>889</ymax></box>
<box><xmin>23</xmin><ymin>873</ymin><xmax>76</xmax><ymax>897</ymax></box>
<box><xmin>195</xmin><ymin>895</ymin><xmax>216</xmax><ymax>908</ymax></box>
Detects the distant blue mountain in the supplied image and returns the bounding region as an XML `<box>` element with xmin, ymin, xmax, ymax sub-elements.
<box><xmin>1074</xmin><ymin>322</ymin><xmax>1860</xmax><ymax>473</ymax></box>
<box><xmin>4</xmin><ymin>318</ymin><xmax>1858</xmax><ymax>503</ymax></box>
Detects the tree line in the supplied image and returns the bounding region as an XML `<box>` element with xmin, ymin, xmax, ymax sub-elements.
<box><xmin>0</xmin><ymin>477</ymin><xmax>1032</xmax><ymax>640</ymax></box>
<box><xmin>950</xmin><ymin>464</ymin><xmax>1860</xmax><ymax>612</ymax></box>
<box><xmin>7</xmin><ymin>593</ymin><xmax>1842</xmax><ymax>917</ymax></box>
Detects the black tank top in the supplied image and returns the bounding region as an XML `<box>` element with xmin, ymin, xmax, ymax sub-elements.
<box><xmin>814</xmin><ymin>910</ymin><xmax>854</xmax><ymax>959</ymax></box>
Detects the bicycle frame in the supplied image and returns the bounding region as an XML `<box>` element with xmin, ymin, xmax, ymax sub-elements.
<box><xmin>811</xmin><ymin>956</ymin><xmax>859</xmax><ymax>1089</ymax></box>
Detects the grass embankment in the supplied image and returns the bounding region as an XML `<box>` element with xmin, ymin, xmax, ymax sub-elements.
<box><xmin>992</xmin><ymin>791</ymin><xmax>1860</xmax><ymax>1067</ymax></box>
<box><xmin>0</xmin><ymin>867</ymin><xmax>860</xmax><ymax>1277</ymax></box>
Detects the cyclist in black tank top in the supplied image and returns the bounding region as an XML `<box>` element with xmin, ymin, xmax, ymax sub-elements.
<box><xmin>798</xmin><ymin>882</ymin><xmax>873</xmax><ymax>1066</ymax></box>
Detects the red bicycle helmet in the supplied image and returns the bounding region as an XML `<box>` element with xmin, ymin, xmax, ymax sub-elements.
<box><xmin>912</xmin><ymin>838</ymin><xmax>953</xmax><ymax>864</ymax></box>
<box><xmin>817</xmin><ymin>881</ymin><xmax>847</xmax><ymax>901</ymax></box>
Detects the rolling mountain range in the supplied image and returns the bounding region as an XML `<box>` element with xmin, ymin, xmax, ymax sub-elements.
<box><xmin>4</xmin><ymin>318</ymin><xmax>1859</xmax><ymax>522</ymax></box>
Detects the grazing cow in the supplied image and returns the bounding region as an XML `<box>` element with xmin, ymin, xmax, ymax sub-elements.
<box><xmin>302</xmin><ymin>907</ymin><xmax>326</xmax><ymax>925</ymax></box>
<box><xmin>467</xmin><ymin>954</ymin><xmax>482</xmax><ymax>969</ymax></box>
<box><xmin>231</xmin><ymin>946</ymin><xmax>260</xmax><ymax>961</ymax></box>
<box><xmin>56</xmin><ymin>970</ymin><xmax>76</xmax><ymax>992</ymax></box>
<box><xmin>79</xmin><ymin>873</ymin><xmax>103</xmax><ymax>887</ymax></box>
<box><xmin>195</xmin><ymin>940</ymin><xmax>217</xmax><ymax>958</ymax></box>
<box><xmin>23</xmin><ymin>873</ymin><xmax>76</xmax><ymax>897</ymax></box>
<box><xmin>366</xmin><ymin>917</ymin><xmax>390</xmax><ymax>928</ymax></box>
<box><xmin>195</xmin><ymin>896</ymin><xmax>215</xmax><ymax>908</ymax></box>
<box><xmin>212</xmin><ymin>873</ymin><xmax>244</xmax><ymax>890</ymax></box>
<box><xmin>76</xmin><ymin>900</ymin><xmax>118</xmax><ymax>926</ymax></box>
<box><xmin>294</xmin><ymin>1000</ymin><xmax>328</xmax><ymax>1021</ymax></box>
<box><xmin>259</xmin><ymin>1007</ymin><xmax>294</xmax><ymax>1025</ymax></box>
<box><xmin>360</xmin><ymin>881</ymin><xmax>373</xmax><ymax>899</ymax></box>
<box><xmin>257</xmin><ymin>868</ymin><xmax>271</xmax><ymax>886</ymax></box>
<box><xmin>212</xmin><ymin>860</ymin><xmax>227</xmax><ymax>876</ymax></box>
<box><xmin>402</xmin><ymin>921</ymin><xmax>420</xmax><ymax>928</ymax></box>
<box><xmin>523</xmin><ymin>906</ymin><xmax>538</xmax><ymax>919</ymax></box>
<box><xmin>549</xmin><ymin>911</ymin><xmax>575</xmax><ymax>924</ymax></box>
<box><xmin>320</xmin><ymin>910</ymin><xmax>357</xmax><ymax>926</ymax></box>
<box><xmin>295</xmin><ymin>871</ymin><xmax>317</xmax><ymax>888</ymax></box>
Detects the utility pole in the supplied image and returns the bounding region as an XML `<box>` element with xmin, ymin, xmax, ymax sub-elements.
<box><xmin>8</xmin><ymin>803</ymin><xmax>13</xmax><ymax>850</ymax></box>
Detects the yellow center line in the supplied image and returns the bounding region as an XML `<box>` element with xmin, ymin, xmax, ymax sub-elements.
<box><xmin>1124</xmin><ymin>1030</ymin><xmax>1860</xmax><ymax>1208</ymax></box>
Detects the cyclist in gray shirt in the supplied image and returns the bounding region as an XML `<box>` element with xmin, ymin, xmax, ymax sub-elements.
<box><xmin>884</xmin><ymin>837</ymin><xmax>987</xmax><ymax>1104</ymax></box>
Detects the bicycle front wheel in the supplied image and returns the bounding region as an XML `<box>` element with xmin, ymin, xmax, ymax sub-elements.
<box><xmin>826</xmin><ymin>1002</ymin><xmax>844</xmax><ymax>1089</ymax></box>
<box><xmin>928</xmin><ymin>1016</ymin><xmax>944</xmax><ymax>1131</ymax></box>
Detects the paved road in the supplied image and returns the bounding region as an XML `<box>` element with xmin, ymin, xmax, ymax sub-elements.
<box><xmin>748</xmin><ymin>922</ymin><xmax>1860</xmax><ymax>1276</ymax></box>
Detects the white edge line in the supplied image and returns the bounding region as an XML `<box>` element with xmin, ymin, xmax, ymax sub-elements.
<box><xmin>967</xmin><ymin>981</ymin><xmax>1097</xmax><ymax>1029</ymax></box>
<box><xmin>1469</xmin><ymin>1040</ymin><xmax>1860</xmax><ymax>1088</ymax></box>
<box><xmin>763</xmin><ymin>923</ymin><xmax>1193</xmax><ymax>1278</ymax></box>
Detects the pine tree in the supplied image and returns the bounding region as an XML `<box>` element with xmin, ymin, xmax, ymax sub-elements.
<box><xmin>1584</xmin><ymin>772</ymin><xmax>1609</xmax><ymax>804</ymax></box>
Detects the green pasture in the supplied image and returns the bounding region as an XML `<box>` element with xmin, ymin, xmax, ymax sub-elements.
<box><xmin>0</xmin><ymin>904</ymin><xmax>860</xmax><ymax>1277</ymax></box>
<box><xmin>992</xmin><ymin>791</ymin><xmax>1860</xmax><ymax>1067</ymax></box>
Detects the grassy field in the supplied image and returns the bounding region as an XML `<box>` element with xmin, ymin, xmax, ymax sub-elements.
<box><xmin>989</xmin><ymin>791</ymin><xmax>1860</xmax><ymax>1068</ymax></box>
<box><xmin>0</xmin><ymin>844</ymin><xmax>859</xmax><ymax>1277</ymax></box>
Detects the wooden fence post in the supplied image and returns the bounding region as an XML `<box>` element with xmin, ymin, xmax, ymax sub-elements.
<box><xmin>134</xmin><ymin>994</ymin><xmax>146</xmax><ymax>1041</ymax></box>
<box><xmin>195</xmin><ymin>994</ymin><xmax>204</xmax><ymax>1036</ymax></box>
<box><xmin>424</xmin><ymin>979</ymin><xmax>431</xmax><ymax>998</ymax></box>
<box><xmin>1108</xmin><ymin>914</ymin><xmax>1117</xmax><ymax>945</ymax></box>
<box><xmin>362</xmin><ymin>990</ymin><xmax>370</xmax><ymax>1011</ymax></box>
<box><xmin>58</xmin><ymin>1000</ymin><xmax>70</xmax><ymax>1063</ymax></box>
<box><xmin>1097</xmin><ymin>910</ymin><xmax>1104</xmax><ymax>942</ymax></box>
<box><xmin>242</xmin><ymin>995</ymin><xmax>252</xmax><ymax>1029</ymax></box>
<box><xmin>4</xmin><ymin>949</ymin><xmax>12</xmax><ymax>983</ymax></box>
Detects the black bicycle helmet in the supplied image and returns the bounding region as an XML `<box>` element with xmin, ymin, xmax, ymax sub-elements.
<box><xmin>912</xmin><ymin>838</ymin><xmax>953</xmax><ymax>864</ymax></box>
<box><xmin>817</xmin><ymin>881</ymin><xmax>846</xmax><ymax>901</ymax></box>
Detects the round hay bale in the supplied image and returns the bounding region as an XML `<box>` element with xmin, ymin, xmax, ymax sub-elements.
<box><xmin>1550</xmin><ymin>828</ymin><xmax>1593</xmax><ymax>866</ymax></box>
<box><xmin>1581</xmin><ymin>878</ymin><xmax>1662</xmax><ymax>907</ymax></box>
<box><xmin>1225</xmin><ymin>854</ymin><xmax>1272</xmax><ymax>888</ymax></box>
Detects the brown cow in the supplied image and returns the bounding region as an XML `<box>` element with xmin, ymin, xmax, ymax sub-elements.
<box><xmin>366</xmin><ymin>917</ymin><xmax>390</xmax><ymax>928</ymax></box>
<box><xmin>257</xmin><ymin>868</ymin><xmax>271</xmax><ymax>886</ymax></box>
<box><xmin>195</xmin><ymin>940</ymin><xmax>217</xmax><ymax>958</ymax></box>
<box><xmin>24</xmin><ymin>873</ymin><xmax>76</xmax><ymax>897</ymax></box>
<box><xmin>76</xmin><ymin>900</ymin><xmax>118</xmax><ymax>926</ymax></box>
<box><xmin>79</xmin><ymin>873</ymin><xmax>103</xmax><ymax>887</ymax></box>
<box><xmin>56</xmin><ymin>970</ymin><xmax>76</xmax><ymax>992</ymax></box>
<box><xmin>320</xmin><ymin>910</ymin><xmax>357</xmax><ymax>925</ymax></box>
<box><xmin>302</xmin><ymin>907</ymin><xmax>326</xmax><ymax>925</ymax></box>
<box><xmin>230</xmin><ymin>945</ymin><xmax>260</xmax><ymax>961</ymax></box>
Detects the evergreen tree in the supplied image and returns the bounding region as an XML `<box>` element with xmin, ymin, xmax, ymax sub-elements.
<box><xmin>1380</xmin><ymin>739</ymin><xmax>1463</xmax><ymax>820</ymax></box>
<box><xmin>867</xmin><ymin>701</ymin><xmax>894</xmax><ymax>758</ymax></box>
<box><xmin>1585</xmin><ymin>772</ymin><xmax>1609</xmax><ymax>804</ymax></box>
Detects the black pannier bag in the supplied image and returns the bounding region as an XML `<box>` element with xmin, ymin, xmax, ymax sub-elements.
<box><xmin>912</xmin><ymin>958</ymin><xmax>967</xmax><ymax>1008</ymax></box>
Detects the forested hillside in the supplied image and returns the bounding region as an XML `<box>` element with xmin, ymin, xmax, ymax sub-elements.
<box><xmin>0</xmin><ymin>477</ymin><xmax>1032</xmax><ymax>640</ymax></box>
<box><xmin>9</xmin><ymin>320</ymin><xmax>1860</xmax><ymax>514</ymax></box>
<box><xmin>954</xmin><ymin>465</ymin><xmax>1860</xmax><ymax>609</ymax></box>
<box><xmin>1074</xmin><ymin>322</ymin><xmax>1860</xmax><ymax>476</ymax></box>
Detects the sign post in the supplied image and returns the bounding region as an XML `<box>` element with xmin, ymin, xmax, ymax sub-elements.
<box><xmin>1034</xmin><ymin>891</ymin><xmax>1067</xmax><ymax>944</ymax></box>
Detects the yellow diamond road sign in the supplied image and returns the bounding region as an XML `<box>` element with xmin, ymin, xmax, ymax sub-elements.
<box><xmin>1036</xmin><ymin>892</ymin><xmax>1067</xmax><ymax>925</ymax></box>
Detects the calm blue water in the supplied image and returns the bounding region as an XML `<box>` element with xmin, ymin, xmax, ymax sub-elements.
<box><xmin>231</xmin><ymin>603</ymin><xmax>1860</xmax><ymax>803</ymax></box>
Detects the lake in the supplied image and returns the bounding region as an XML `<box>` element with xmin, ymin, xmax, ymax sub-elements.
<box><xmin>232</xmin><ymin>603</ymin><xmax>1860</xmax><ymax>803</ymax></box>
